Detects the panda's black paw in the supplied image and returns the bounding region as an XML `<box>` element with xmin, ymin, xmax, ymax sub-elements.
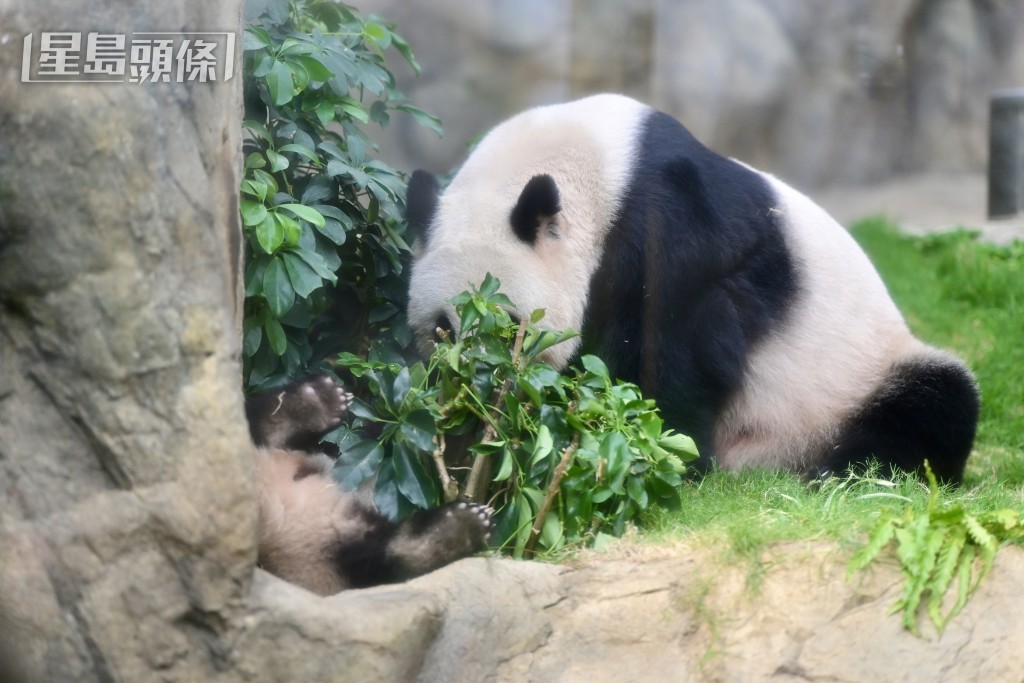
<box><xmin>438</xmin><ymin>501</ymin><xmax>495</xmax><ymax>551</ymax></box>
<box><xmin>285</xmin><ymin>374</ymin><xmax>353</xmax><ymax>432</ymax></box>
<box><xmin>388</xmin><ymin>501</ymin><xmax>495</xmax><ymax>580</ymax></box>
<box><xmin>246</xmin><ymin>374</ymin><xmax>353</xmax><ymax>451</ymax></box>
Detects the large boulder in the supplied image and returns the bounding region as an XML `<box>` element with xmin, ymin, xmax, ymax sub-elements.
<box><xmin>0</xmin><ymin>0</ymin><xmax>254</xmax><ymax>679</ymax></box>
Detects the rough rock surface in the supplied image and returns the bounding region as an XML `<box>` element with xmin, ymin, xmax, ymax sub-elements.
<box><xmin>362</xmin><ymin>0</ymin><xmax>1024</xmax><ymax>188</ymax></box>
<box><xmin>0</xmin><ymin>0</ymin><xmax>253</xmax><ymax>679</ymax></box>
<box><xmin>238</xmin><ymin>543</ymin><xmax>1024</xmax><ymax>683</ymax></box>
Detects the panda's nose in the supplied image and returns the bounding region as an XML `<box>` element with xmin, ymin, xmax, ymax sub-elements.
<box><xmin>433</xmin><ymin>313</ymin><xmax>455</xmax><ymax>341</ymax></box>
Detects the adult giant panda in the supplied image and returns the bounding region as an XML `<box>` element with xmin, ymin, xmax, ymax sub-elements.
<box><xmin>246</xmin><ymin>375</ymin><xmax>493</xmax><ymax>594</ymax></box>
<box><xmin>405</xmin><ymin>94</ymin><xmax>979</xmax><ymax>483</ymax></box>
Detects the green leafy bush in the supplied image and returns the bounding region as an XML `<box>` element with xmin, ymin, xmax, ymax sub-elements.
<box><xmin>335</xmin><ymin>275</ymin><xmax>700</xmax><ymax>556</ymax></box>
<box><xmin>240</xmin><ymin>0</ymin><xmax>440</xmax><ymax>389</ymax></box>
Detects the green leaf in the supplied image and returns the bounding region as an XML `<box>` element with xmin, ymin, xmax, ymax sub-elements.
<box><xmin>263</xmin><ymin>257</ymin><xmax>295</xmax><ymax>317</ymax></box>
<box><xmin>581</xmin><ymin>355</ymin><xmax>610</xmax><ymax>380</ymax></box>
<box><xmin>242</xmin><ymin>119</ymin><xmax>271</xmax><ymax>142</ymax></box>
<box><xmin>391</xmin><ymin>365</ymin><xmax>411</xmax><ymax>407</ymax></box>
<box><xmin>240</xmin><ymin>179</ymin><xmax>267</xmax><ymax>202</ymax></box>
<box><xmin>241</xmin><ymin>199</ymin><xmax>268</xmax><ymax>227</ymax></box>
<box><xmin>396</xmin><ymin>103</ymin><xmax>443</xmax><ymax>137</ymax></box>
<box><xmin>316</xmin><ymin>100</ymin><xmax>335</xmax><ymax>125</ymax></box>
<box><xmin>266</xmin><ymin>149</ymin><xmax>289</xmax><ymax>173</ymax></box>
<box><xmin>373</xmin><ymin>458</ymin><xmax>400</xmax><ymax>520</ymax></box>
<box><xmin>281</xmin><ymin>250</ymin><xmax>323</xmax><ymax>298</ymax></box>
<box><xmin>494</xmin><ymin>448</ymin><xmax>514</xmax><ymax>482</ymax></box>
<box><xmin>390</xmin><ymin>31</ymin><xmax>421</xmax><ymax>75</ymax></box>
<box><xmin>480</xmin><ymin>272</ymin><xmax>501</xmax><ymax>298</ymax></box>
<box><xmin>278</xmin><ymin>143</ymin><xmax>320</xmax><ymax>165</ymax></box>
<box><xmin>657</xmin><ymin>432</ymin><xmax>700</xmax><ymax>459</ymax></box>
<box><xmin>393</xmin><ymin>441</ymin><xmax>436</xmax><ymax>509</ymax></box>
<box><xmin>276</xmin><ymin>203</ymin><xmax>326</xmax><ymax>228</ymax></box>
<box><xmin>337</xmin><ymin>97</ymin><xmax>370</xmax><ymax>124</ymax></box>
<box><xmin>274</xmin><ymin>211</ymin><xmax>302</xmax><ymax>247</ymax></box>
<box><xmin>244</xmin><ymin>26</ymin><xmax>272</xmax><ymax>50</ymax></box>
<box><xmin>540</xmin><ymin>512</ymin><xmax>563</xmax><ymax>550</ymax></box>
<box><xmin>264</xmin><ymin>317</ymin><xmax>287</xmax><ymax>356</ymax></box>
<box><xmin>266</xmin><ymin>59</ymin><xmax>294</xmax><ymax>106</ymax></box>
<box><xmin>333</xmin><ymin>440</ymin><xmax>384</xmax><ymax>491</ymax></box>
<box><xmin>252</xmin><ymin>168</ymin><xmax>278</xmax><ymax>196</ymax></box>
<box><xmin>294</xmin><ymin>247</ymin><xmax>338</xmax><ymax>283</ymax></box>
<box><xmin>530</xmin><ymin>425</ymin><xmax>554</xmax><ymax>466</ymax></box>
<box><xmin>242</xmin><ymin>316</ymin><xmax>263</xmax><ymax>357</ymax></box>
<box><xmin>254</xmin><ymin>213</ymin><xmax>284</xmax><ymax>254</ymax></box>
<box><xmin>295</xmin><ymin>55</ymin><xmax>334</xmax><ymax>82</ymax></box>
<box><xmin>244</xmin><ymin>152</ymin><xmax>266</xmax><ymax>170</ymax></box>
<box><xmin>626</xmin><ymin>476</ymin><xmax>649</xmax><ymax>508</ymax></box>
<box><xmin>348</xmin><ymin>398</ymin><xmax>379</xmax><ymax>421</ymax></box>
<box><xmin>363</xmin><ymin>22</ymin><xmax>392</xmax><ymax>48</ymax></box>
<box><xmin>399</xmin><ymin>409</ymin><xmax>436</xmax><ymax>452</ymax></box>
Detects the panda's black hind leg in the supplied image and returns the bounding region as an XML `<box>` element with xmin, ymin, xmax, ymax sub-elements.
<box><xmin>335</xmin><ymin>501</ymin><xmax>494</xmax><ymax>588</ymax></box>
<box><xmin>246</xmin><ymin>374</ymin><xmax>352</xmax><ymax>452</ymax></box>
<box><xmin>385</xmin><ymin>501</ymin><xmax>495</xmax><ymax>580</ymax></box>
<box><xmin>816</xmin><ymin>356</ymin><xmax>979</xmax><ymax>485</ymax></box>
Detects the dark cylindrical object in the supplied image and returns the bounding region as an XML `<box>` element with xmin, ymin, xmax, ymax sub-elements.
<box><xmin>989</xmin><ymin>88</ymin><xmax>1024</xmax><ymax>219</ymax></box>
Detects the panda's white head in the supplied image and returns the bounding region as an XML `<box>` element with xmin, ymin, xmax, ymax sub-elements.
<box><xmin>404</xmin><ymin>94</ymin><xmax>649</xmax><ymax>368</ymax></box>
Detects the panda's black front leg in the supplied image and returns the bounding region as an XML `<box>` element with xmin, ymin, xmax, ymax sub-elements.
<box><xmin>336</xmin><ymin>501</ymin><xmax>494</xmax><ymax>588</ymax></box>
<box><xmin>245</xmin><ymin>374</ymin><xmax>352</xmax><ymax>452</ymax></box>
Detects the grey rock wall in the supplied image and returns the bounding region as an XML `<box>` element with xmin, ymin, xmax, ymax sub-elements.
<box><xmin>0</xmin><ymin>1</ymin><xmax>253</xmax><ymax>679</ymax></box>
<box><xmin>365</xmin><ymin>0</ymin><xmax>1024</xmax><ymax>188</ymax></box>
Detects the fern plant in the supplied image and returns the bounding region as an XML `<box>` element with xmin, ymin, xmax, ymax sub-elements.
<box><xmin>848</xmin><ymin>464</ymin><xmax>1024</xmax><ymax>634</ymax></box>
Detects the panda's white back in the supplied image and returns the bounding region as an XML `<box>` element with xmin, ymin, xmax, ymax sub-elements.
<box><xmin>713</xmin><ymin>172</ymin><xmax>918</xmax><ymax>470</ymax></box>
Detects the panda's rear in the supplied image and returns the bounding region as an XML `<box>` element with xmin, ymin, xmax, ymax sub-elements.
<box><xmin>406</xmin><ymin>94</ymin><xmax>979</xmax><ymax>483</ymax></box>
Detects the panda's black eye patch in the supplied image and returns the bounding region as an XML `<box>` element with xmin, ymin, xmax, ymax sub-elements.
<box><xmin>510</xmin><ymin>174</ymin><xmax>561</xmax><ymax>246</ymax></box>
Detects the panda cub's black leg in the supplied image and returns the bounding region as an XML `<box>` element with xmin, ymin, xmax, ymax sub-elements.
<box><xmin>245</xmin><ymin>374</ymin><xmax>352</xmax><ymax>451</ymax></box>
<box><xmin>387</xmin><ymin>501</ymin><xmax>495</xmax><ymax>580</ymax></box>
<box><xmin>337</xmin><ymin>501</ymin><xmax>495</xmax><ymax>587</ymax></box>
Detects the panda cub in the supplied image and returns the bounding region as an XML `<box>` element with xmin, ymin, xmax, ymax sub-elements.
<box><xmin>246</xmin><ymin>375</ymin><xmax>493</xmax><ymax>594</ymax></box>
<box><xmin>405</xmin><ymin>94</ymin><xmax>979</xmax><ymax>484</ymax></box>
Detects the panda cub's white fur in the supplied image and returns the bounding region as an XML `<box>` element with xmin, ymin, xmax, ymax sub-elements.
<box><xmin>405</xmin><ymin>94</ymin><xmax>979</xmax><ymax>484</ymax></box>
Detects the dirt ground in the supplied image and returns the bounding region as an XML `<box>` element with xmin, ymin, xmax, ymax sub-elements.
<box><xmin>814</xmin><ymin>172</ymin><xmax>1024</xmax><ymax>244</ymax></box>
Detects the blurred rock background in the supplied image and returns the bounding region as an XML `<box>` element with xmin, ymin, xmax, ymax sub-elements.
<box><xmin>364</xmin><ymin>0</ymin><xmax>1024</xmax><ymax>195</ymax></box>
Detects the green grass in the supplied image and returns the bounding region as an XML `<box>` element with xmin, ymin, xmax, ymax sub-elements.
<box><xmin>630</xmin><ymin>218</ymin><xmax>1024</xmax><ymax>567</ymax></box>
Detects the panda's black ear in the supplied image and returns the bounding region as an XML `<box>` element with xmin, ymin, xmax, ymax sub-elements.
<box><xmin>510</xmin><ymin>174</ymin><xmax>560</xmax><ymax>246</ymax></box>
<box><xmin>406</xmin><ymin>170</ymin><xmax>440</xmax><ymax>243</ymax></box>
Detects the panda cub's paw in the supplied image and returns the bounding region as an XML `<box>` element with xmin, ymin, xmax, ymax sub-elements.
<box><xmin>247</xmin><ymin>374</ymin><xmax>353</xmax><ymax>451</ymax></box>
<box><xmin>387</xmin><ymin>501</ymin><xmax>495</xmax><ymax>580</ymax></box>
<box><xmin>285</xmin><ymin>374</ymin><xmax>353</xmax><ymax>432</ymax></box>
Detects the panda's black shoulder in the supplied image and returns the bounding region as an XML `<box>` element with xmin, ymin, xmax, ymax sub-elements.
<box><xmin>626</xmin><ymin>109</ymin><xmax>780</xmax><ymax>234</ymax></box>
<box><xmin>581</xmin><ymin>107</ymin><xmax>799</xmax><ymax>447</ymax></box>
<box><xmin>609</xmin><ymin>108</ymin><xmax>798</xmax><ymax>327</ymax></box>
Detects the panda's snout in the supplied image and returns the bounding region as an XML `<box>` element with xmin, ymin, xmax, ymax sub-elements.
<box><xmin>433</xmin><ymin>313</ymin><xmax>455</xmax><ymax>341</ymax></box>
